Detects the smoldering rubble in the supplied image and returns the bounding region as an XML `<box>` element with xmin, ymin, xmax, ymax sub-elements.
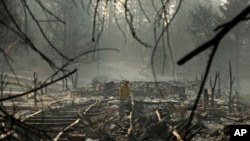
<box><xmin>0</xmin><ymin>79</ymin><xmax>249</xmax><ymax>141</ymax></box>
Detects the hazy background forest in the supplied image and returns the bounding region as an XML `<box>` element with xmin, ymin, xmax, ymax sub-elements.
<box><xmin>1</xmin><ymin>0</ymin><xmax>250</xmax><ymax>140</ymax></box>
<box><xmin>1</xmin><ymin>0</ymin><xmax>250</xmax><ymax>93</ymax></box>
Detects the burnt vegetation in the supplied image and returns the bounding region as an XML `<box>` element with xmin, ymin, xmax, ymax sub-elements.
<box><xmin>1</xmin><ymin>0</ymin><xmax>250</xmax><ymax>140</ymax></box>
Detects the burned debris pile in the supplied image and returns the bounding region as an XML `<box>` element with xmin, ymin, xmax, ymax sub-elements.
<box><xmin>0</xmin><ymin>79</ymin><xmax>249</xmax><ymax>141</ymax></box>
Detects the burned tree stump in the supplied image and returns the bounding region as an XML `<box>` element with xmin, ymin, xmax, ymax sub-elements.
<box><xmin>33</xmin><ymin>72</ymin><xmax>38</xmax><ymax>106</ymax></box>
<box><xmin>203</xmin><ymin>89</ymin><xmax>209</xmax><ymax>111</ymax></box>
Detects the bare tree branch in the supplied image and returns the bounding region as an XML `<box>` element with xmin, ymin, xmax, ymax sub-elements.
<box><xmin>113</xmin><ymin>1</ymin><xmax>127</xmax><ymax>43</ymax></box>
<box><xmin>120</xmin><ymin>0</ymin><xmax>152</xmax><ymax>48</ymax></box>
<box><xmin>0</xmin><ymin>0</ymin><xmax>61</xmax><ymax>71</ymax></box>
<box><xmin>137</xmin><ymin>0</ymin><xmax>151</xmax><ymax>23</ymax></box>
<box><xmin>23</xmin><ymin>0</ymin><xmax>71</xmax><ymax>62</ymax></box>
<box><xmin>34</xmin><ymin>0</ymin><xmax>66</xmax><ymax>24</ymax></box>
<box><xmin>151</xmin><ymin>0</ymin><xmax>182</xmax><ymax>96</ymax></box>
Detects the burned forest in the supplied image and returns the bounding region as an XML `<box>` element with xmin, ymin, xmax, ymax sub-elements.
<box><xmin>1</xmin><ymin>0</ymin><xmax>250</xmax><ymax>141</ymax></box>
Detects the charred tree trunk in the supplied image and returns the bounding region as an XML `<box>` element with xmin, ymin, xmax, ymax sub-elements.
<box><xmin>236</xmin><ymin>91</ymin><xmax>239</xmax><ymax>112</ymax></box>
<box><xmin>231</xmin><ymin>91</ymin><xmax>239</xmax><ymax>112</ymax></box>
<box><xmin>33</xmin><ymin>72</ymin><xmax>38</xmax><ymax>106</ymax></box>
<box><xmin>228</xmin><ymin>62</ymin><xmax>235</xmax><ymax>113</ymax></box>
<box><xmin>44</xmin><ymin>81</ymin><xmax>47</xmax><ymax>94</ymax></box>
<box><xmin>203</xmin><ymin>89</ymin><xmax>209</xmax><ymax>111</ymax></box>
<box><xmin>0</xmin><ymin>73</ymin><xmax>3</xmax><ymax>106</ymax></box>
<box><xmin>210</xmin><ymin>72</ymin><xmax>220</xmax><ymax>110</ymax></box>
<box><xmin>63</xmin><ymin>0</ymin><xmax>68</xmax><ymax>91</ymax></box>
<box><xmin>70</xmin><ymin>69</ymin><xmax>78</xmax><ymax>89</ymax></box>
<box><xmin>217</xmin><ymin>75</ymin><xmax>221</xmax><ymax>98</ymax></box>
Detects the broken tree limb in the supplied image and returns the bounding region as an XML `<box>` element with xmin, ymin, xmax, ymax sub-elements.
<box><xmin>133</xmin><ymin>99</ymin><xmax>179</xmax><ymax>105</ymax></box>
<box><xmin>0</xmin><ymin>131</ymin><xmax>14</xmax><ymax>140</ymax></box>
<box><xmin>127</xmin><ymin>97</ymin><xmax>134</xmax><ymax>136</ymax></box>
<box><xmin>172</xmin><ymin>129</ymin><xmax>183</xmax><ymax>141</ymax></box>
<box><xmin>127</xmin><ymin>111</ymin><xmax>133</xmax><ymax>135</ymax></box>
<box><xmin>185</xmin><ymin>126</ymin><xmax>203</xmax><ymax>140</ymax></box>
<box><xmin>78</xmin><ymin>100</ymin><xmax>100</xmax><ymax>126</ymax></box>
<box><xmin>53</xmin><ymin>118</ymin><xmax>81</xmax><ymax>141</ymax></box>
<box><xmin>83</xmin><ymin>100</ymin><xmax>99</xmax><ymax>115</ymax></box>
<box><xmin>155</xmin><ymin>109</ymin><xmax>161</xmax><ymax>122</ymax></box>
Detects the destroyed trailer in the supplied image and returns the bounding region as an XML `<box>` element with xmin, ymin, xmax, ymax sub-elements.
<box><xmin>0</xmin><ymin>80</ymin><xmax>247</xmax><ymax>141</ymax></box>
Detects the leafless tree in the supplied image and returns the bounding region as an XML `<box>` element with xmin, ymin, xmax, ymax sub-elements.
<box><xmin>210</xmin><ymin>71</ymin><xmax>220</xmax><ymax>110</ymax></box>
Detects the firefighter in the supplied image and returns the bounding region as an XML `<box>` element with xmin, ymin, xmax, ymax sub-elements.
<box><xmin>119</xmin><ymin>80</ymin><xmax>131</xmax><ymax>119</ymax></box>
<box><xmin>119</xmin><ymin>80</ymin><xmax>130</xmax><ymax>100</ymax></box>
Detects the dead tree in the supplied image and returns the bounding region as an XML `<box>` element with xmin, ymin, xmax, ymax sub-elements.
<box><xmin>0</xmin><ymin>72</ymin><xmax>8</xmax><ymax>106</ymax></box>
<box><xmin>69</xmin><ymin>69</ymin><xmax>78</xmax><ymax>89</ymax></box>
<box><xmin>231</xmin><ymin>91</ymin><xmax>239</xmax><ymax>112</ymax></box>
<box><xmin>228</xmin><ymin>62</ymin><xmax>235</xmax><ymax>113</ymax></box>
<box><xmin>203</xmin><ymin>89</ymin><xmax>209</xmax><ymax>111</ymax></box>
<box><xmin>62</xmin><ymin>71</ymin><xmax>69</xmax><ymax>91</ymax></box>
<box><xmin>217</xmin><ymin>74</ymin><xmax>221</xmax><ymax>98</ymax></box>
<box><xmin>43</xmin><ymin>80</ymin><xmax>48</xmax><ymax>94</ymax></box>
<box><xmin>209</xmin><ymin>71</ymin><xmax>220</xmax><ymax>110</ymax></box>
<box><xmin>236</xmin><ymin>91</ymin><xmax>239</xmax><ymax>112</ymax></box>
<box><xmin>33</xmin><ymin>72</ymin><xmax>38</xmax><ymax>106</ymax></box>
<box><xmin>91</xmin><ymin>79</ymin><xmax>104</xmax><ymax>91</ymax></box>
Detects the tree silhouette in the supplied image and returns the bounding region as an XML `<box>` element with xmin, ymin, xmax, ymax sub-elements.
<box><xmin>179</xmin><ymin>2</ymin><xmax>250</xmax><ymax>140</ymax></box>
<box><xmin>188</xmin><ymin>0</ymin><xmax>250</xmax><ymax>87</ymax></box>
